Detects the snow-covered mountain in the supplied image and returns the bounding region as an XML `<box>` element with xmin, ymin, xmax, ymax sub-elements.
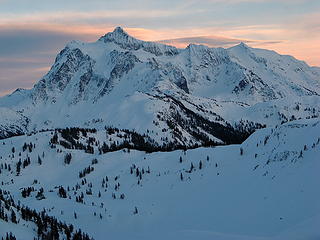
<box><xmin>1</xmin><ymin>27</ymin><xmax>320</xmax><ymax>240</ymax></box>
<box><xmin>0</xmin><ymin>27</ymin><xmax>319</xmax><ymax>146</ymax></box>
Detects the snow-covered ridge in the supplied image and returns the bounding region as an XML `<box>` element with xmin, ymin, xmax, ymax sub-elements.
<box><xmin>0</xmin><ymin>118</ymin><xmax>319</xmax><ymax>239</ymax></box>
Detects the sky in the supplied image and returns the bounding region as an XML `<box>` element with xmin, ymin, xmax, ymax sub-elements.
<box><xmin>0</xmin><ymin>0</ymin><xmax>319</xmax><ymax>96</ymax></box>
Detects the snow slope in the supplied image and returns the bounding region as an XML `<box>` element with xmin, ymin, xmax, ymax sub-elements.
<box><xmin>0</xmin><ymin>107</ymin><xmax>28</xmax><ymax>139</ymax></box>
<box><xmin>0</xmin><ymin>119</ymin><xmax>319</xmax><ymax>239</ymax></box>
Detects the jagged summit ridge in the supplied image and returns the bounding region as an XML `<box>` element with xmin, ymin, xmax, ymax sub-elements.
<box><xmin>99</xmin><ymin>26</ymin><xmax>136</xmax><ymax>45</ymax></box>
<box><xmin>99</xmin><ymin>27</ymin><xmax>179</xmax><ymax>56</ymax></box>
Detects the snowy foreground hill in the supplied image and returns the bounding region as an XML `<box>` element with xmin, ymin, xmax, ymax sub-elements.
<box><xmin>0</xmin><ymin>119</ymin><xmax>319</xmax><ymax>239</ymax></box>
<box><xmin>0</xmin><ymin>27</ymin><xmax>320</xmax><ymax>239</ymax></box>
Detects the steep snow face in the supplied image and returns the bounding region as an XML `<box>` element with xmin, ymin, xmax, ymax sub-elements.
<box><xmin>0</xmin><ymin>119</ymin><xmax>319</xmax><ymax>239</ymax></box>
<box><xmin>28</xmin><ymin>37</ymin><xmax>176</xmax><ymax>105</ymax></box>
<box><xmin>0</xmin><ymin>27</ymin><xmax>319</xmax><ymax>142</ymax></box>
<box><xmin>228</xmin><ymin>43</ymin><xmax>320</xmax><ymax>100</ymax></box>
<box><xmin>0</xmin><ymin>107</ymin><xmax>29</xmax><ymax>139</ymax></box>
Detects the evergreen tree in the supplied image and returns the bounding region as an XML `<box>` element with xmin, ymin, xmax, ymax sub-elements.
<box><xmin>10</xmin><ymin>210</ymin><xmax>17</xmax><ymax>224</ymax></box>
<box><xmin>133</xmin><ymin>207</ymin><xmax>138</xmax><ymax>215</ymax></box>
<box><xmin>37</xmin><ymin>156</ymin><xmax>42</xmax><ymax>165</ymax></box>
<box><xmin>64</xmin><ymin>153</ymin><xmax>72</xmax><ymax>165</ymax></box>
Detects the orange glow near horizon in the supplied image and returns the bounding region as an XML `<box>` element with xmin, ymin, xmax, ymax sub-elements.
<box><xmin>0</xmin><ymin>23</ymin><xmax>319</xmax><ymax>66</ymax></box>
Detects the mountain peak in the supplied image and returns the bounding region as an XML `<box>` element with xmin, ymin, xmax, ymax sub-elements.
<box><xmin>98</xmin><ymin>27</ymin><xmax>179</xmax><ymax>56</ymax></box>
<box><xmin>111</xmin><ymin>26</ymin><xmax>130</xmax><ymax>38</ymax></box>
<box><xmin>113</xmin><ymin>26</ymin><xmax>126</xmax><ymax>34</ymax></box>
<box><xmin>237</xmin><ymin>42</ymin><xmax>250</xmax><ymax>49</ymax></box>
<box><xmin>228</xmin><ymin>41</ymin><xmax>251</xmax><ymax>53</ymax></box>
<box><xmin>99</xmin><ymin>26</ymin><xmax>137</xmax><ymax>44</ymax></box>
